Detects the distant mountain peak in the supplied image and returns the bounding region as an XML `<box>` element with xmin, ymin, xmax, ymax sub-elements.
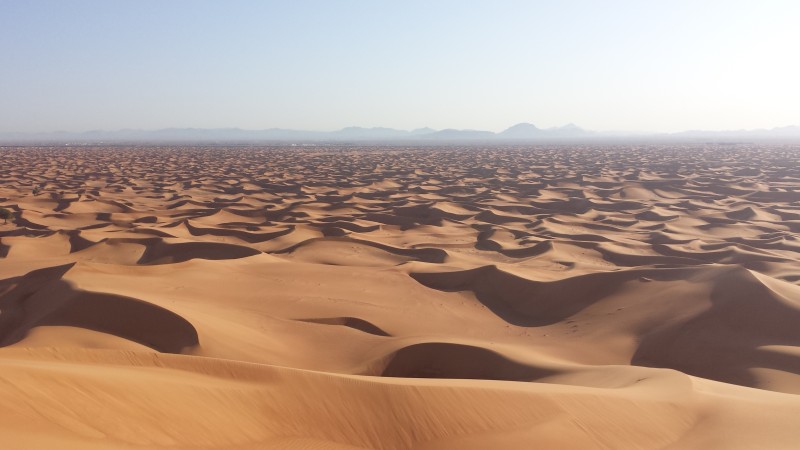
<box><xmin>501</xmin><ymin>122</ymin><xmax>539</xmax><ymax>134</ymax></box>
<box><xmin>506</xmin><ymin>122</ymin><xmax>539</xmax><ymax>130</ymax></box>
<box><xmin>500</xmin><ymin>122</ymin><xmax>542</xmax><ymax>137</ymax></box>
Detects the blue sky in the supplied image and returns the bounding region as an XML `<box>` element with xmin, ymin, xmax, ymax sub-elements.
<box><xmin>1</xmin><ymin>1</ymin><xmax>798</xmax><ymax>133</ymax></box>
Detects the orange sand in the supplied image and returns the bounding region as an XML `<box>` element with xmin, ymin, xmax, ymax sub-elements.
<box><xmin>1</xmin><ymin>144</ymin><xmax>800</xmax><ymax>449</ymax></box>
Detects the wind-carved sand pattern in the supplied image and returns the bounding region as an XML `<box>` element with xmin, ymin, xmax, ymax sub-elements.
<box><xmin>1</xmin><ymin>144</ymin><xmax>800</xmax><ymax>449</ymax></box>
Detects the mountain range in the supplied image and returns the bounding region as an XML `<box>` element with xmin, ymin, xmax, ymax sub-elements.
<box><xmin>2</xmin><ymin>123</ymin><xmax>799</xmax><ymax>144</ymax></box>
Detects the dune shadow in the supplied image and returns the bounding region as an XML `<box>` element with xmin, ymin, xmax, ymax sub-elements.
<box><xmin>0</xmin><ymin>265</ymin><xmax>199</xmax><ymax>353</ymax></box>
<box><xmin>632</xmin><ymin>267</ymin><xmax>800</xmax><ymax>390</ymax></box>
<box><xmin>381</xmin><ymin>342</ymin><xmax>553</xmax><ymax>381</ymax></box>
<box><xmin>410</xmin><ymin>266</ymin><xmax>629</xmax><ymax>326</ymax></box>
<box><xmin>296</xmin><ymin>317</ymin><xmax>391</xmax><ymax>337</ymax></box>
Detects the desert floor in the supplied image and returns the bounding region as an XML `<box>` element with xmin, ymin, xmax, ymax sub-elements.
<box><xmin>2</xmin><ymin>144</ymin><xmax>800</xmax><ymax>449</ymax></box>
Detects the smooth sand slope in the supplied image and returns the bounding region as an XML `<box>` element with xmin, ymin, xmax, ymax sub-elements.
<box><xmin>1</xmin><ymin>144</ymin><xmax>800</xmax><ymax>449</ymax></box>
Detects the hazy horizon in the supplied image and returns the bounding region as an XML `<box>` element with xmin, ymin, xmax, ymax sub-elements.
<box><xmin>3</xmin><ymin>122</ymin><xmax>800</xmax><ymax>136</ymax></box>
<box><xmin>2</xmin><ymin>1</ymin><xmax>798</xmax><ymax>134</ymax></box>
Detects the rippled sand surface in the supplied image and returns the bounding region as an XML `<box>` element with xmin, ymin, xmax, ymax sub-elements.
<box><xmin>2</xmin><ymin>144</ymin><xmax>800</xmax><ymax>449</ymax></box>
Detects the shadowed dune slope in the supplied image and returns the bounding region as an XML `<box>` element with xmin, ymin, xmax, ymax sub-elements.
<box><xmin>0</xmin><ymin>265</ymin><xmax>199</xmax><ymax>353</ymax></box>
<box><xmin>379</xmin><ymin>342</ymin><xmax>554</xmax><ymax>380</ymax></box>
<box><xmin>412</xmin><ymin>264</ymin><xmax>800</xmax><ymax>391</ymax></box>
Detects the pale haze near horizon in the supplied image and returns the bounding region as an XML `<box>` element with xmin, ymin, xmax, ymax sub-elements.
<box><xmin>1</xmin><ymin>0</ymin><xmax>798</xmax><ymax>134</ymax></box>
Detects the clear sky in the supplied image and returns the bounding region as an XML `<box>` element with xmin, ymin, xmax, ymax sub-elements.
<box><xmin>1</xmin><ymin>1</ymin><xmax>798</xmax><ymax>133</ymax></box>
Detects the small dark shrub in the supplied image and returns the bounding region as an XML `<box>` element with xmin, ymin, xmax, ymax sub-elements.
<box><xmin>0</xmin><ymin>207</ymin><xmax>11</xmax><ymax>224</ymax></box>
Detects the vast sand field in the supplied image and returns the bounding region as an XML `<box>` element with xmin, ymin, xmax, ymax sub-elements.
<box><xmin>1</xmin><ymin>144</ymin><xmax>800</xmax><ymax>449</ymax></box>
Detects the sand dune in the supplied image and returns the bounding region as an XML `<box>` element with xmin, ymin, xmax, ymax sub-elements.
<box><xmin>2</xmin><ymin>144</ymin><xmax>800</xmax><ymax>448</ymax></box>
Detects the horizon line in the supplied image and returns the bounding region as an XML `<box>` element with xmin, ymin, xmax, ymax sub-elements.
<box><xmin>2</xmin><ymin>122</ymin><xmax>800</xmax><ymax>136</ymax></box>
